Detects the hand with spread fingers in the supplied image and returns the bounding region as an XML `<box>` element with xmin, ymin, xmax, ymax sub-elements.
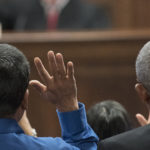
<box><xmin>30</xmin><ymin>51</ymin><xmax>79</xmax><ymax>112</ymax></box>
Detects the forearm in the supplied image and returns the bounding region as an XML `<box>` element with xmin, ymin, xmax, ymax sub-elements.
<box><xmin>19</xmin><ymin>122</ymin><xmax>35</xmax><ymax>136</ymax></box>
<box><xmin>57</xmin><ymin>102</ymin><xmax>99</xmax><ymax>150</ymax></box>
<box><xmin>18</xmin><ymin>111</ymin><xmax>37</xmax><ymax>137</ymax></box>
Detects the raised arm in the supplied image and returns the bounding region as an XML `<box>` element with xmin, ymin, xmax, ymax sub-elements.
<box><xmin>18</xmin><ymin>111</ymin><xmax>37</xmax><ymax>137</ymax></box>
<box><xmin>30</xmin><ymin>51</ymin><xmax>98</xmax><ymax>150</ymax></box>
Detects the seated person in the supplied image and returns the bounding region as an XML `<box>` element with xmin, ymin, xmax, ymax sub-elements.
<box><xmin>98</xmin><ymin>41</ymin><xmax>150</xmax><ymax>150</ymax></box>
<box><xmin>0</xmin><ymin>0</ymin><xmax>111</xmax><ymax>31</ymax></box>
<box><xmin>87</xmin><ymin>100</ymin><xmax>133</xmax><ymax>139</ymax></box>
<box><xmin>0</xmin><ymin>44</ymin><xmax>98</xmax><ymax>150</ymax></box>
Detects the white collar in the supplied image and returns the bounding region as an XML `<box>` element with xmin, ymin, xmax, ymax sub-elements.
<box><xmin>41</xmin><ymin>0</ymin><xmax>70</xmax><ymax>14</ymax></box>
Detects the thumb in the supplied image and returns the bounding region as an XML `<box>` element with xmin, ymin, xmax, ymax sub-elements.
<box><xmin>29</xmin><ymin>80</ymin><xmax>46</xmax><ymax>94</ymax></box>
<box><xmin>136</xmin><ymin>113</ymin><xmax>148</xmax><ymax>126</ymax></box>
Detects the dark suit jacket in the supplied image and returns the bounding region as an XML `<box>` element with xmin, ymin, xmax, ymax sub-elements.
<box><xmin>0</xmin><ymin>0</ymin><xmax>111</xmax><ymax>30</ymax></box>
<box><xmin>98</xmin><ymin>124</ymin><xmax>150</xmax><ymax>150</ymax></box>
<box><xmin>0</xmin><ymin>0</ymin><xmax>19</xmax><ymax>30</ymax></box>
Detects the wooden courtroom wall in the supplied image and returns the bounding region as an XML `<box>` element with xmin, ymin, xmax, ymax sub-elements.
<box><xmin>89</xmin><ymin>0</ymin><xmax>150</xmax><ymax>29</ymax></box>
<box><xmin>111</xmin><ymin>0</ymin><xmax>150</xmax><ymax>29</ymax></box>
<box><xmin>1</xmin><ymin>30</ymin><xmax>150</xmax><ymax>137</ymax></box>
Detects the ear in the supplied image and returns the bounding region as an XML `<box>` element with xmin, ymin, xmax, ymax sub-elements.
<box><xmin>135</xmin><ymin>83</ymin><xmax>150</xmax><ymax>104</ymax></box>
<box><xmin>21</xmin><ymin>89</ymin><xmax>29</xmax><ymax>110</ymax></box>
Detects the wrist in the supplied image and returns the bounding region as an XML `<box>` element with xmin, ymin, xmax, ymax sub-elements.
<box><xmin>56</xmin><ymin>99</ymin><xmax>79</xmax><ymax>112</ymax></box>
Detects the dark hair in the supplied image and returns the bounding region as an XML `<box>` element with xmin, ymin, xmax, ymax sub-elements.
<box><xmin>0</xmin><ymin>44</ymin><xmax>30</xmax><ymax>117</ymax></box>
<box><xmin>87</xmin><ymin>100</ymin><xmax>133</xmax><ymax>140</ymax></box>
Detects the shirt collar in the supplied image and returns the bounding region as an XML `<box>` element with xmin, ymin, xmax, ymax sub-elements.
<box><xmin>41</xmin><ymin>0</ymin><xmax>70</xmax><ymax>14</ymax></box>
<box><xmin>0</xmin><ymin>119</ymin><xmax>24</xmax><ymax>134</ymax></box>
<box><xmin>56</xmin><ymin>0</ymin><xmax>69</xmax><ymax>12</ymax></box>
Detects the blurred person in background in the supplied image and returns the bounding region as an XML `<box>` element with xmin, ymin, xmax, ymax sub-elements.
<box><xmin>0</xmin><ymin>0</ymin><xmax>111</xmax><ymax>31</ymax></box>
<box><xmin>87</xmin><ymin>100</ymin><xmax>133</xmax><ymax>140</ymax></box>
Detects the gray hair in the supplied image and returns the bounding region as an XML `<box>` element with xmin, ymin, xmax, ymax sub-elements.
<box><xmin>136</xmin><ymin>41</ymin><xmax>150</xmax><ymax>94</ymax></box>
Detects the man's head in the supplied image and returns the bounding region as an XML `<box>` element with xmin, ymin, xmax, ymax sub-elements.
<box><xmin>0</xmin><ymin>44</ymin><xmax>30</xmax><ymax>119</ymax></box>
<box><xmin>135</xmin><ymin>42</ymin><xmax>150</xmax><ymax>104</ymax></box>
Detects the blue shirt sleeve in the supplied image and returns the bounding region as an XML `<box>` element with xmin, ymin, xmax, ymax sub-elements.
<box><xmin>57</xmin><ymin>102</ymin><xmax>99</xmax><ymax>150</ymax></box>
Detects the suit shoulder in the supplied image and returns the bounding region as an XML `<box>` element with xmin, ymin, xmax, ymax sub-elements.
<box><xmin>98</xmin><ymin>125</ymin><xmax>150</xmax><ymax>150</ymax></box>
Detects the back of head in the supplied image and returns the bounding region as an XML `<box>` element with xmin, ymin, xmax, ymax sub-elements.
<box><xmin>0</xmin><ymin>44</ymin><xmax>30</xmax><ymax>117</ymax></box>
<box><xmin>136</xmin><ymin>41</ymin><xmax>150</xmax><ymax>94</ymax></box>
<box><xmin>87</xmin><ymin>100</ymin><xmax>132</xmax><ymax>139</ymax></box>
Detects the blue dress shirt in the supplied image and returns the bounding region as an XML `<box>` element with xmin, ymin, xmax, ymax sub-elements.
<box><xmin>0</xmin><ymin>103</ymin><xmax>98</xmax><ymax>150</ymax></box>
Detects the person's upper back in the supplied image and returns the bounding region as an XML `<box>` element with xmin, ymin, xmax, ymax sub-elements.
<box><xmin>0</xmin><ymin>119</ymin><xmax>78</xmax><ymax>150</ymax></box>
<box><xmin>98</xmin><ymin>123</ymin><xmax>150</xmax><ymax>150</ymax></box>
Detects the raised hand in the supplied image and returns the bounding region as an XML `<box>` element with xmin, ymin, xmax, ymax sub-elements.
<box><xmin>30</xmin><ymin>51</ymin><xmax>79</xmax><ymax>112</ymax></box>
<box><xmin>136</xmin><ymin>112</ymin><xmax>150</xmax><ymax>126</ymax></box>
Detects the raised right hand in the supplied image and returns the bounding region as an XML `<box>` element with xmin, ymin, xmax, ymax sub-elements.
<box><xmin>136</xmin><ymin>112</ymin><xmax>150</xmax><ymax>126</ymax></box>
<box><xmin>30</xmin><ymin>51</ymin><xmax>79</xmax><ymax>112</ymax></box>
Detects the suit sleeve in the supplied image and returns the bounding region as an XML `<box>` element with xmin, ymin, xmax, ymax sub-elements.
<box><xmin>0</xmin><ymin>0</ymin><xmax>18</xmax><ymax>30</ymax></box>
<box><xmin>57</xmin><ymin>102</ymin><xmax>99</xmax><ymax>150</ymax></box>
<box><xmin>90</xmin><ymin>6</ymin><xmax>112</xmax><ymax>29</ymax></box>
<box><xmin>98</xmin><ymin>141</ymin><xmax>107</xmax><ymax>150</ymax></box>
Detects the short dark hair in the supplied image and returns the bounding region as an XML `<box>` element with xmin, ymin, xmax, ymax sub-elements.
<box><xmin>87</xmin><ymin>100</ymin><xmax>133</xmax><ymax>140</ymax></box>
<box><xmin>0</xmin><ymin>44</ymin><xmax>30</xmax><ymax>117</ymax></box>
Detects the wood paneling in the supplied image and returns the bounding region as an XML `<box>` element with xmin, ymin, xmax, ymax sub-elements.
<box><xmin>0</xmin><ymin>30</ymin><xmax>150</xmax><ymax>137</ymax></box>
<box><xmin>89</xmin><ymin>0</ymin><xmax>150</xmax><ymax>29</ymax></box>
<box><xmin>112</xmin><ymin>0</ymin><xmax>150</xmax><ymax>29</ymax></box>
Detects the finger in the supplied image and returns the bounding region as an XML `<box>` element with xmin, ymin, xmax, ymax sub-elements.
<box><xmin>148</xmin><ymin>112</ymin><xmax>150</xmax><ymax>121</ymax></box>
<box><xmin>34</xmin><ymin>57</ymin><xmax>51</xmax><ymax>85</ymax></box>
<box><xmin>47</xmin><ymin>51</ymin><xmax>58</xmax><ymax>77</ymax></box>
<box><xmin>56</xmin><ymin>53</ymin><xmax>66</xmax><ymax>77</ymax></box>
<box><xmin>30</xmin><ymin>80</ymin><xmax>46</xmax><ymax>94</ymax></box>
<box><xmin>136</xmin><ymin>113</ymin><xmax>148</xmax><ymax>126</ymax></box>
<box><xmin>67</xmin><ymin>61</ymin><xmax>74</xmax><ymax>79</ymax></box>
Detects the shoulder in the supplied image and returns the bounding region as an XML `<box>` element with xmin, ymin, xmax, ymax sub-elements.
<box><xmin>98</xmin><ymin>125</ymin><xmax>150</xmax><ymax>150</ymax></box>
<box><xmin>15</xmin><ymin>134</ymin><xmax>77</xmax><ymax>150</ymax></box>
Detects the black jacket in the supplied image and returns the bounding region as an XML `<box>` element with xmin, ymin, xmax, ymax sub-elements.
<box><xmin>98</xmin><ymin>124</ymin><xmax>150</xmax><ymax>150</ymax></box>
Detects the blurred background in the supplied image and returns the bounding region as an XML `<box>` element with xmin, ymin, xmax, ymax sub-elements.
<box><xmin>0</xmin><ymin>0</ymin><xmax>150</xmax><ymax>137</ymax></box>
